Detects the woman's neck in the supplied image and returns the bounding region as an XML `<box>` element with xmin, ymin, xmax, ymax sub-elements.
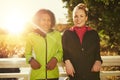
<box><xmin>75</xmin><ymin>25</ymin><xmax>86</xmax><ymax>28</ymax></box>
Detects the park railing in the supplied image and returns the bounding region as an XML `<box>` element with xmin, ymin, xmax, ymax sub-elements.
<box><xmin>0</xmin><ymin>58</ymin><xmax>30</xmax><ymax>80</ymax></box>
<box><xmin>100</xmin><ymin>56</ymin><xmax>120</xmax><ymax>80</ymax></box>
<box><xmin>0</xmin><ymin>56</ymin><xmax>120</xmax><ymax>80</ymax></box>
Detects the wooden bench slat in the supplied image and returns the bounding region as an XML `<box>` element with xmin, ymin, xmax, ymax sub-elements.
<box><xmin>0</xmin><ymin>56</ymin><xmax>120</xmax><ymax>80</ymax></box>
<box><xmin>0</xmin><ymin>73</ymin><xmax>29</xmax><ymax>78</ymax></box>
<box><xmin>100</xmin><ymin>71</ymin><xmax>120</xmax><ymax>76</ymax></box>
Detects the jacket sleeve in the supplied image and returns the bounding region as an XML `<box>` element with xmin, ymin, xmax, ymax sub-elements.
<box><xmin>62</xmin><ymin>30</ymin><xmax>71</xmax><ymax>62</ymax></box>
<box><xmin>94</xmin><ymin>31</ymin><xmax>103</xmax><ymax>63</ymax></box>
<box><xmin>24</xmin><ymin>35</ymin><xmax>33</xmax><ymax>64</ymax></box>
<box><xmin>53</xmin><ymin>32</ymin><xmax>63</xmax><ymax>63</ymax></box>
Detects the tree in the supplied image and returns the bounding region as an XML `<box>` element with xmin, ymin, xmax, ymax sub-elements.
<box><xmin>62</xmin><ymin>0</ymin><xmax>120</xmax><ymax>55</ymax></box>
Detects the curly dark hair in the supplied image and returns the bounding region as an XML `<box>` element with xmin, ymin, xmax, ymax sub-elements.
<box><xmin>32</xmin><ymin>9</ymin><xmax>56</xmax><ymax>28</ymax></box>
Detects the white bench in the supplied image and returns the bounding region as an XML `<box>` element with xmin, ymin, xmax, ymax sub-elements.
<box><xmin>58</xmin><ymin>56</ymin><xmax>120</xmax><ymax>80</ymax></box>
<box><xmin>0</xmin><ymin>56</ymin><xmax>120</xmax><ymax>80</ymax></box>
<box><xmin>0</xmin><ymin>58</ymin><xmax>30</xmax><ymax>80</ymax></box>
<box><xmin>100</xmin><ymin>56</ymin><xmax>120</xmax><ymax>80</ymax></box>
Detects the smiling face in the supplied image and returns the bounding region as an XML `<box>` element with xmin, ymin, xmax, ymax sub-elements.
<box><xmin>73</xmin><ymin>9</ymin><xmax>88</xmax><ymax>27</ymax></box>
<box><xmin>72</xmin><ymin>3</ymin><xmax>88</xmax><ymax>27</ymax></box>
<box><xmin>38</xmin><ymin>13</ymin><xmax>52</xmax><ymax>32</ymax></box>
<box><xmin>33</xmin><ymin>9</ymin><xmax>56</xmax><ymax>32</ymax></box>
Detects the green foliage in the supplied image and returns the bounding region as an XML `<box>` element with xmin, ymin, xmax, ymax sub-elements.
<box><xmin>62</xmin><ymin>0</ymin><xmax>120</xmax><ymax>55</ymax></box>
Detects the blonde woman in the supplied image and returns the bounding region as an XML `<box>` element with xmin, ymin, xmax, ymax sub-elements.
<box><xmin>62</xmin><ymin>3</ymin><xmax>102</xmax><ymax>80</ymax></box>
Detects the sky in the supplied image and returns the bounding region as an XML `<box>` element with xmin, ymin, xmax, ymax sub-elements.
<box><xmin>0</xmin><ymin>0</ymin><xmax>67</xmax><ymax>33</ymax></box>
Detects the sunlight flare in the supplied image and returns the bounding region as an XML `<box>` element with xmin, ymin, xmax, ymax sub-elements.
<box><xmin>3</xmin><ymin>9</ymin><xmax>28</xmax><ymax>34</ymax></box>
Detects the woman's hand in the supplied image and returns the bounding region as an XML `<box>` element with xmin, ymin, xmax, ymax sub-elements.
<box><xmin>29</xmin><ymin>58</ymin><xmax>41</xmax><ymax>69</ymax></box>
<box><xmin>91</xmin><ymin>60</ymin><xmax>102</xmax><ymax>72</ymax></box>
<box><xmin>47</xmin><ymin>57</ymin><xmax>57</xmax><ymax>70</ymax></box>
<box><xmin>65</xmin><ymin>60</ymin><xmax>75</xmax><ymax>77</ymax></box>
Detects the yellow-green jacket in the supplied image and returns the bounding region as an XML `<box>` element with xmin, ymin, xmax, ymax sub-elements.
<box><xmin>25</xmin><ymin>30</ymin><xmax>63</xmax><ymax>80</ymax></box>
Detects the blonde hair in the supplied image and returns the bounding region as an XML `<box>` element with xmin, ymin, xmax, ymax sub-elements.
<box><xmin>73</xmin><ymin>3</ymin><xmax>88</xmax><ymax>17</ymax></box>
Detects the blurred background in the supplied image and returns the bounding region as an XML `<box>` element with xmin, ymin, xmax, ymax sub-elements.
<box><xmin>0</xmin><ymin>0</ymin><xmax>120</xmax><ymax>80</ymax></box>
<box><xmin>0</xmin><ymin>0</ymin><xmax>120</xmax><ymax>57</ymax></box>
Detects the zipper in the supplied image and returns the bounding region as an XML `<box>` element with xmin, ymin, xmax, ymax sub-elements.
<box><xmin>45</xmin><ymin>37</ymin><xmax>47</xmax><ymax>80</ymax></box>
